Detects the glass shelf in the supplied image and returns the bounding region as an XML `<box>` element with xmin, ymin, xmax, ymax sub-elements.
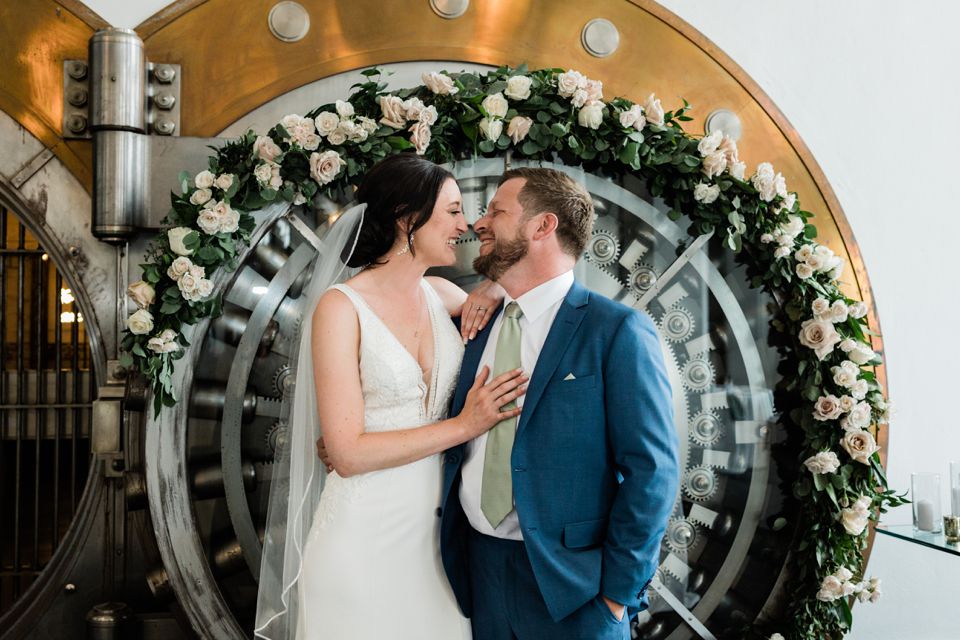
<box><xmin>876</xmin><ymin>524</ymin><xmax>960</xmax><ymax>557</ymax></box>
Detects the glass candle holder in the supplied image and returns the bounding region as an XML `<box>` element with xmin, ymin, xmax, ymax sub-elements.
<box><xmin>951</xmin><ymin>462</ymin><xmax>960</xmax><ymax>517</ymax></box>
<box><xmin>912</xmin><ymin>472</ymin><xmax>942</xmax><ymax>533</ymax></box>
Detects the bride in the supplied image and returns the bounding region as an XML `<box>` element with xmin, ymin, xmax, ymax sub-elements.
<box><xmin>255</xmin><ymin>154</ymin><xmax>525</xmax><ymax>640</ymax></box>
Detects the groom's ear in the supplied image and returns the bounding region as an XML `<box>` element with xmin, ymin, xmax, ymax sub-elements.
<box><xmin>531</xmin><ymin>212</ymin><xmax>559</xmax><ymax>240</ymax></box>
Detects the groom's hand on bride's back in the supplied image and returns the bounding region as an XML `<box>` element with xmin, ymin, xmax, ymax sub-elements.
<box><xmin>316</xmin><ymin>437</ymin><xmax>334</xmax><ymax>472</ymax></box>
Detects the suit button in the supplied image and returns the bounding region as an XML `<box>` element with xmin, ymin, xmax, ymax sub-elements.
<box><xmin>513</xmin><ymin>467</ymin><xmax>526</xmax><ymax>472</ymax></box>
<box><xmin>435</xmin><ymin>507</ymin><xmax>443</xmax><ymax>517</ymax></box>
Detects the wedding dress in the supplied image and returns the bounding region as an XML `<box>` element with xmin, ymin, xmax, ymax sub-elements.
<box><xmin>294</xmin><ymin>280</ymin><xmax>470</xmax><ymax>639</ymax></box>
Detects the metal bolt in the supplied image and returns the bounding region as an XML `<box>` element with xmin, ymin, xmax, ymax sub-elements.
<box><xmin>154</xmin><ymin>119</ymin><xmax>176</xmax><ymax>135</ymax></box>
<box><xmin>67</xmin><ymin>87</ymin><xmax>88</xmax><ymax>107</ymax></box>
<box><xmin>67</xmin><ymin>61</ymin><xmax>87</xmax><ymax>80</ymax></box>
<box><xmin>154</xmin><ymin>64</ymin><xmax>176</xmax><ymax>84</ymax></box>
<box><xmin>153</xmin><ymin>92</ymin><xmax>176</xmax><ymax>110</ymax></box>
<box><xmin>66</xmin><ymin>114</ymin><xmax>87</xmax><ymax>134</ymax></box>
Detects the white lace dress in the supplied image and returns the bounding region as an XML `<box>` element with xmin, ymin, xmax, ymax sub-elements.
<box><xmin>297</xmin><ymin>280</ymin><xmax>470</xmax><ymax>640</ymax></box>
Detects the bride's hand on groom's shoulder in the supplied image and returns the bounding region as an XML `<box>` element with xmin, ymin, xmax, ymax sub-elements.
<box><xmin>455</xmin><ymin>365</ymin><xmax>527</xmax><ymax>439</ymax></box>
<box><xmin>460</xmin><ymin>281</ymin><xmax>505</xmax><ymax>342</ymax></box>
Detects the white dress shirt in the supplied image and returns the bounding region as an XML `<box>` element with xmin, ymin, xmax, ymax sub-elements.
<box><xmin>459</xmin><ymin>270</ymin><xmax>575</xmax><ymax>539</ymax></box>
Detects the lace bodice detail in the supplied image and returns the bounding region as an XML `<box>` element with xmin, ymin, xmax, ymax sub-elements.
<box><xmin>328</xmin><ymin>280</ymin><xmax>464</xmax><ymax>432</ymax></box>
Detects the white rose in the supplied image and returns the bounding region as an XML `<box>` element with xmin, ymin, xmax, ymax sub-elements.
<box><xmin>419</xmin><ymin>105</ymin><xmax>438</xmax><ymax>126</ymax></box>
<box><xmin>838</xmin><ymin>395</ymin><xmax>856</xmax><ymax>412</ymax></box>
<box><xmin>774</xmin><ymin>173</ymin><xmax>788</xmax><ymax>198</ymax></box>
<box><xmin>126</xmin><ymin>308</ymin><xmax>154</xmax><ymax>335</ymax></box>
<box><xmin>769</xmin><ymin>635</ymin><xmax>785</xmax><ymax>640</ymax></box>
<box><xmin>309</xmin><ymin>150</ymin><xmax>346</xmax><ymax>185</ymax></box>
<box><xmin>556</xmin><ymin>70</ymin><xmax>586</xmax><ymax>98</ymax></box>
<box><xmin>327</xmin><ymin>128</ymin><xmax>348</xmax><ymax>146</ymax></box>
<box><xmin>214</xmin><ymin>174</ymin><xmax>234</xmax><ymax>191</ymax></box>
<box><xmin>314</xmin><ymin>111</ymin><xmax>340</xmax><ymax>135</ymax></box>
<box><xmin>378</xmin><ymin>95</ymin><xmax>407</xmax><ymax>129</ymax></box>
<box><xmin>781</xmin><ymin>192</ymin><xmax>797</xmax><ymax>212</ymax></box>
<box><xmin>219</xmin><ymin>207</ymin><xmax>240</xmax><ymax>234</ymax></box>
<box><xmin>827</xmin><ymin>300</ymin><xmax>849</xmax><ymax>323</ymax></box>
<box><xmin>167</xmin><ymin>256</ymin><xmax>192</xmax><ymax>281</ymax></box>
<box><xmin>780</xmin><ymin>215</ymin><xmax>805</xmax><ymax>239</ymax></box>
<box><xmin>619</xmin><ymin>104</ymin><xmax>645</xmax><ymax>131</ymax></box>
<box><xmin>584</xmin><ymin>79</ymin><xmax>603</xmax><ymax>102</ymax></box>
<box><xmin>719</xmin><ymin>135</ymin><xmax>739</xmax><ymax>164</ymax></box>
<box><xmin>577</xmin><ymin>101</ymin><xmax>604</xmax><ymax>129</ymax></box>
<box><xmin>701</xmin><ymin>151</ymin><xmax>727</xmax><ymax>179</ymax></box>
<box><xmin>253</xmin><ymin>135</ymin><xmax>281</xmax><ymax>163</ymax></box>
<box><xmin>482</xmin><ymin>92</ymin><xmax>509</xmax><ymax>119</ymax></box>
<box><xmin>813</xmin><ymin>394</ymin><xmax>844</xmax><ymax>421</ymax></box>
<box><xmin>775</xmin><ymin>231</ymin><xmax>794</xmax><ymax>247</ymax></box>
<box><xmin>693</xmin><ymin>182</ymin><xmax>721</xmax><ymax>204</ymax></box>
<box><xmin>178</xmin><ymin>270</ymin><xmax>201</xmax><ymax>301</ymax></box>
<box><xmin>831</xmin><ymin>361</ymin><xmax>859</xmax><ymax>388</ymax></box>
<box><xmin>570</xmin><ymin>88</ymin><xmax>590</xmax><ymax>108</ymax></box>
<box><xmin>301</xmin><ymin>133</ymin><xmax>321</xmax><ymax>151</ymax></box>
<box><xmin>644</xmin><ymin>93</ymin><xmax>665</xmax><ymax>126</ymax></box>
<box><xmin>849</xmin><ymin>301</ymin><xmax>868</xmax><ymax>319</ymax></box>
<box><xmin>840</xmin><ymin>339</ymin><xmax>875</xmax><ymax>365</ymax></box>
<box><xmin>504</xmin><ymin>75</ymin><xmax>533</xmax><ymax>101</ymax></box>
<box><xmin>403</xmin><ymin>97</ymin><xmax>426</xmax><ymax>121</ymax></box>
<box><xmin>842</xmin><ymin>402</ymin><xmax>873</xmax><ymax>431</ymax></box>
<box><xmin>254</xmin><ymin>162</ymin><xmax>274</xmax><ymax>187</ymax></box>
<box><xmin>194</xmin><ymin>170</ymin><xmax>215</xmax><ymax>189</ymax></box>
<box><xmin>811</xmin><ymin>298</ymin><xmax>830</xmax><ymax>319</ymax></box>
<box><xmin>478</xmin><ymin>117</ymin><xmax>503</xmax><ymax>141</ymax></box>
<box><xmin>804</xmin><ymin>451</ymin><xmax>841</xmax><ymax>475</ymax></box>
<box><xmin>698</xmin><ymin>130</ymin><xmax>723</xmax><ymax>157</ymax></box>
<box><xmin>817</xmin><ymin>575</ymin><xmax>845</xmax><ymax>602</ymax></box>
<box><xmin>795</xmin><ymin>263</ymin><xmax>814</xmax><ymax>279</ymax></box>
<box><xmin>752</xmin><ymin>163</ymin><xmax>777</xmax><ymax>202</ymax></box>
<box><xmin>828</xmin><ymin>256</ymin><xmax>845</xmax><ymax>280</ymax></box>
<box><xmin>357</xmin><ymin>116</ymin><xmax>378</xmax><ymax>133</ymax></box>
<box><xmin>197</xmin><ymin>278</ymin><xmax>214</xmax><ymax>299</ymax></box>
<box><xmin>795</xmin><ymin>245</ymin><xmax>813</xmax><ymax>262</ymax></box>
<box><xmin>409</xmin><ymin>120</ymin><xmax>432</xmax><ymax>155</ymax></box>
<box><xmin>280</xmin><ymin>114</ymin><xmax>301</xmax><ymax>134</ymax></box>
<box><xmin>760</xmin><ymin>233</ymin><xmax>774</xmax><ymax>244</ymax></box>
<box><xmin>849</xmin><ymin>379</ymin><xmax>869</xmax><ymax>400</ymax></box>
<box><xmin>167</xmin><ymin>227</ymin><xmax>194</xmax><ymax>256</ymax></box>
<box><xmin>147</xmin><ymin>329</ymin><xmax>180</xmax><ymax>354</ymax></box>
<box><xmin>805</xmin><ymin>253</ymin><xmax>826</xmax><ymax>272</ymax></box>
<box><xmin>127</xmin><ymin>280</ymin><xmax>155</xmax><ymax>309</ymax></box>
<box><xmin>507</xmin><ymin>116</ymin><xmax>533</xmax><ymax>144</ymax></box>
<box><xmin>197</xmin><ymin>209</ymin><xmax>222</xmax><ymax>235</ymax></box>
<box><xmin>773</xmin><ymin>246</ymin><xmax>791</xmax><ymax>259</ymax></box>
<box><xmin>798</xmin><ymin>318</ymin><xmax>841</xmax><ymax>361</ymax></box>
<box><xmin>422</xmin><ymin>71</ymin><xmax>458</xmax><ymax>95</ymax></box>
<box><xmin>190</xmin><ymin>188</ymin><xmax>212</xmax><ymax>206</ymax></box>
<box><xmin>269</xmin><ymin>168</ymin><xmax>283</xmax><ymax>190</ymax></box>
<box><xmin>335</xmin><ymin>100</ymin><xmax>355</xmax><ymax>118</ymax></box>
<box><xmin>729</xmin><ymin>161</ymin><xmax>746</xmax><ymax>180</ymax></box>
<box><xmin>836</xmin><ymin>567</ymin><xmax>854</xmax><ymax>583</ymax></box>
<box><xmin>293</xmin><ymin>192</ymin><xmax>307</xmax><ymax>206</ymax></box>
<box><xmin>840</xmin><ymin>500</ymin><xmax>870</xmax><ymax>536</ymax></box>
<box><xmin>841</xmin><ymin>430</ymin><xmax>879</xmax><ymax>464</ymax></box>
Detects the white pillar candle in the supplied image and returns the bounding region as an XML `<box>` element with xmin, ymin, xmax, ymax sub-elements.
<box><xmin>952</xmin><ymin>487</ymin><xmax>960</xmax><ymax>517</ymax></box>
<box><xmin>916</xmin><ymin>499</ymin><xmax>935</xmax><ymax>531</ymax></box>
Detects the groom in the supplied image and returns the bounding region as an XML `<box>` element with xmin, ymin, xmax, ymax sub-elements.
<box><xmin>440</xmin><ymin>167</ymin><xmax>679</xmax><ymax>639</ymax></box>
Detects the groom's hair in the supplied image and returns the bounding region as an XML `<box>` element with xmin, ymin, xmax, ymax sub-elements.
<box><xmin>498</xmin><ymin>168</ymin><xmax>594</xmax><ymax>258</ymax></box>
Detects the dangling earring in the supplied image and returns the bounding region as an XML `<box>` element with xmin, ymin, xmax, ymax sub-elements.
<box><xmin>395</xmin><ymin>232</ymin><xmax>415</xmax><ymax>256</ymax></box>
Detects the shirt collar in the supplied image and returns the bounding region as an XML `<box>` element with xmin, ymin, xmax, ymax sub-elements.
<box><xmin>504</xmin><ymin>270</ymin><xmax>575</xmax><ymax>324</ymax></box>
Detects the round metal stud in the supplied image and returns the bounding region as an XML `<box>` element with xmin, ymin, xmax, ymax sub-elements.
<box><xmin>429</xmin><ymin>0</ymin><xmax>469</xmax><ymax>19</ymax></box>
<box><xmin>581</xmin><ymin>18</ymin><xmax>620</xmax><ymax>58</ymax></box>
<box><xmin>67</xmin><ymin>87</ymin><xmax>88</xmax><ymax>107</ymax></box>
<box><xmin>154</xmin><ymin>92</ymin><xmax>176</xmax><ymax>110</ymax></box>
<box><xmin>154</xmin><ymin>118</ymin><xmax>176</xmax><ymax>135</ymax></box>
<box><xmin>704</xmin><ymin>108</ymin><xmax>743</xmax><ymax>141</ymax></box>
<box><xmin>67</xmin><ymin>114</ymin><xmax>87</xmax><ymax>134</ymax></box>
<box><xmin>268</xmin><ymin>1</ymin><xmax>311</xmax><ymax>43</ymax></box>
<box><xmin>67</xmin><ymin>60</ymin><xmax>88</xmax><ymax>81</ymax></box>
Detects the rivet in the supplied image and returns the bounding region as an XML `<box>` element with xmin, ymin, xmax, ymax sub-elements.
<box><xmin>268</xmin><ymin>2</ymin><xmax>311</xmax><ymax>42</ymax></box>
<box><xmin>429</xmin><ymin>0</ymin><xmax>469</xmax><ymax>19</ymax></box>
<box><xmin>581</xmin><ymin>18</ymin><xmax>620</xmax><ymax>58</ymax></box>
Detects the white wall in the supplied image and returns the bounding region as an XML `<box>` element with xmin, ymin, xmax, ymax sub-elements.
<box><xmin>84</xmin><ymin>1</ymin><xmax>960</xmax><ymax>637</ymax></box>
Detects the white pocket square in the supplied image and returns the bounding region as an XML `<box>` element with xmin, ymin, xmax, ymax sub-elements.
<box><xmin>563</xmin><ymin>373</ymin><xmax>577</xmax><ymax>381</ymax></box>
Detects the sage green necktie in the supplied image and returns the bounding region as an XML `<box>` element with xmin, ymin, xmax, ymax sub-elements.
<box><xmin>481</xmin><ymin>301</ymin><xmax>523</xmax><ymax>528</ymax></box>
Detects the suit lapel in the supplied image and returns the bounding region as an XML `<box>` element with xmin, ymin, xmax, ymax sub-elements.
<box><xmin>452</xmin><ymin>300</ymin><xmax>504</xmax><ymax>415</ymax></box>
<box><xmin>516</xmin><ymin>282</ymin><xmax>589</xmax><ymax>437</ymax></box>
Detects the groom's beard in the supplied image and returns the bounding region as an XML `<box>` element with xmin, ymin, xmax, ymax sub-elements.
<box><xmin>473</xmin><ymin>234</ymin><xmax>529</xmax><ymax>281</ymax></box>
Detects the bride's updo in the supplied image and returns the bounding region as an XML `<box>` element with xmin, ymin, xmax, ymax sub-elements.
<box><xmin>346</xmin><ymin>154</ymin><xmax>454</xmax><ymax>268</ymax></box>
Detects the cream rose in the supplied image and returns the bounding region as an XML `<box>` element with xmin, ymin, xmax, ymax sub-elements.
<box><xmin>422</xmin><ymin>71</ymin><xmax>457</xmax><ymax>95</ymax></box>
<box><xmin>577</xmin><ymin>101</ymin><xmax>604</xmax><ymax>129</ymax></box>
<box><xmin>804</xmin><ymin>451</ymin><xmax>841</xmax><ymax>474</ymax></box>
<box><xmin>335</xmin><ymin>100</ymin><xmax>355</xmax><ymax>118</ymax></box>
<box><xmin>197</xmin><ymin>278</ymin><xmax>214</xmax><ymax>300</ymax></box>
<box><xmin>816</xmin><ymin>575</ymin><xmax>845</xmax><ymax>602</ymax></box>
<box><xmin>419</xmin><ymin>105</ymin><xmax>438</xmax><ymax>126</ymax></box>
<box><xmin>643</xmin><ymin>93</ymin><xmax>665</xmax><ymax>126</ymax></box>
<box><xmin>167</xmin><ymin>256</ymin><xmax>192</xmax><ymax>281</ymax></box>
<box><xmin>507</xmin><ymin>116</ymin><xmax>533</xmax><ymax>144</ymax></box>
<box><xmin>314</xmin><ymin>112</ymin><xmax>340</xmax><ymax>136</ymax></box>
<box><xmin>214</xmin><ymin>174</ymin><xmax>234</xmax><ymax>191</ymax></box>
<box><xmin>378</xmin><ymin>95</ymin><xmax>407</xmax><ymax>129</ymax></box>
<box><xmin>194</xmin><ymin>170</ymin><xmax>215</xmax><ymax>189</ymax></box>
<box><xmin>556</xmin><ymin>70</ymin><xmax>586</xmax><ymax>98</ymax></box>
<box><xmin>719</xmin><ymin>135</ymin><xmax>739</xmax><ymax>164</ymax></box>
<box><xmin>849</xmin><ymin>379</ymin><xmax>869</xmax><ymax>400</ymax></box>
<box><xmin>126</xmin><ymin>309</ymin><xmax>154</xmax><ymax>335</ymax></box>
<box><xmin>253</xmin><ymin>135</ymin><xmax>281</xmax><ymax>163</ymax></box>
<box><xmin>842</xmin><ymin>401</ymin><xmax>873</xmax><ymax>431</ymax></box>
<box><xmin>584</xmin><ymin>79</ymin><xmax>603</xmax><ymax>102</ymax></box>
<box><xmin>752</xmin><ymin>163</ymin><xmax>777</xmax><ymax>202</ymax></box>
<box><xmin>167</xmin><ymin>227</ymin><xmax>195</xmax><ymax>256</ymax></box>
<box><xmin>849</xmin><ymin>301</ymin><xmax>868</xmax><ymax>319</ymax></box>
<box><xmin>813</xmin><ymin>394</ymin><xmax>843</xmax><ymax>421</ymax></box>
<box><xmin>798</xmin><ymin>318</ymin><xmax>841</xmax><ymax>360</ymax></box>
<box><xmin>219</xmin><ymin>208</ymin><xmax>240</xmax><ymax>234</ymax></box>
<box><xmin>482</xmin><ymin>93</ymin><xmax>509</xmax><ymax>119</ymax></box>
<box><xmin>841</xmin><ymin>339</ymin><xmax>875</xmax><ymax>365</ymax></box>
<box><xmin>409</xmin><ymin>120</ymin><xmax>432</xmax><ymax>155</ymax></box>
<box><xmin>358</xmin><ymin>116</ymin><xmax>378</xmax><ymax>133</ymax></box>
<box><xmin>309</xmin><ymin>150</ymin><xmax>346</xmax><ymax>185</ymax></box>
<box><xmin>701</xmin><ymin>151</ymin><xmax>727</xmax><ymax>179</ymax></box>
<box><xmin>147</xmin><ymin>328</ymin><xmax>180</xmax><ymax>354</ymax></box>
<box><xmin>197</xmin><ymin>209</ymin><xmax>222</xmax><ymax>235</ymax></box>
<box><xmin>693</xmin><ymin>182</ymin><xmax>721</xmax><ymax>204</ymax></box>
<box><xmin>127</xmin><ymin>280</ymin><xmax>155</xmax><ymax>309</ymax></box>
<box><xmin>254</xmin><ymin>162</ymin><xmax>274</xmax><ymax>187</ymax></box>
<box><xmin>795</xmin><ymin>263</ymin><xmax>814</xmax><ymax>279</ymax></box>
<box><xmin>729</xmin><ymin>161</ymin><xmax>746</xmax><ymax>180</ymax></box>
<box><xmin>190</xmin><ymin>188</ymin><xmax>212</xmax><ymax>206</ymax></box>
<box><xmin>403</xmin><ymin>97</ymin><xmax>426</xmax><ymax>121</ymax></box>
<box><xmin>780</xmin><ymin>215</ymin><xmax>805</xmax><ymax>239</ymax></box>
<box><xmin>841</xmin><ymin>429</ymin><xmax>879</xmax><ymax>464</ymax></box>
<box><xmin>698</xmin><ymin>130</ymin><xmax>723</xmax><ymax>157</ymax></box>
<box><xmin>773</xmin><ymin>246</ymin><xmax>791</xmax><ymax>259</ymax></box>
<box><xmin>619</xmin><ymin>104</ymin><xmax>645</xmax><ymax>131</ymax></box>
<box><xmin>840</xmin><ymin>495</ymin><xmax>872</xmax><ymax>536</ymax></box>
<box><xmin>478</xmin><ymin>117</ymin><xmax>503</xmax><ymax>141</ymax></box>
<box><xmin>831</xmin><ymin>360</ymin><xmax>859</xmax><ymax>388</ymax></box>
<box><xmin>504</xmin><ymin>75</ymin><xmax>533</xmax><ymax>101</ymax></box>
<box><xmin>327</xmin><ymin>128</ymin><xmax>348</xmax><ymax>146</ymax></box>
<box><xmin>811</xmin><ymin>298</ymin><xmax>830</xmax><ymax>319</ymax></box>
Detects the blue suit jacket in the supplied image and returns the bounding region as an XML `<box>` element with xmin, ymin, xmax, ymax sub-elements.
<box><xmin>439</xmin><ymin>281</ymin><xmax>679</xmax><ymax>622</ymax></box>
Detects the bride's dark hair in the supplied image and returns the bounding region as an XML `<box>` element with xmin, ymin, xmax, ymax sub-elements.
<box><xmin>346</xmin><ymin>154</ymin><xmax>454</xmax><ymax>268</ymax></box>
